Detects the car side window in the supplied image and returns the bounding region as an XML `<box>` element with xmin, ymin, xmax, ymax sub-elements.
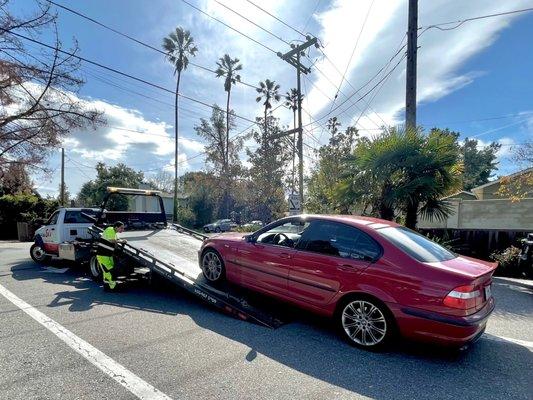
<box><xmin>47</xmin><ymin>211</ymin><xmax>59</xmax><ymax>225</ymax></box>
<box><xmin>297</xmin><ymin>220</ymin><xmax>381</xmax><ymax>261</ymax></box>
<box><xmin>256</xmin><ymin>220</ymin><xmax>308</xmax><ymax>247</ymax></box>
<box><xmin>64</xmin><ymin>211</ymin><xmax>97</xmax><ymax>224</ymax></box>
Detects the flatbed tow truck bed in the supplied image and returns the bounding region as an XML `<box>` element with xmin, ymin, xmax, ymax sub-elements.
<box><xmin>92</xmin><ymin>225</ymin><xmax>286</xmax><ymax>329</ymax></box>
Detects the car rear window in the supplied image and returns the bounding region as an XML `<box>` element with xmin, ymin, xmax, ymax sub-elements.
<box><xmin>378</xmin><ymin>226</ymin><xmax>455</xmax><ymax>263</ymax></box>
<box><xmin>64</xmin><ymin>210</ymin><xmax>97</xmax><ymax>224</ymax></box>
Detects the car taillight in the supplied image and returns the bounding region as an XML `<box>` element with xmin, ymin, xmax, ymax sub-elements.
<box><xmin>443</xmin><ymin>285</ymin><xmax>482</xmax><ymax>310</ymax></box>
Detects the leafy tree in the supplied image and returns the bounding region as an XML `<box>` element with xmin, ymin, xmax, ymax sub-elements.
<box><xmin>247</xmin><ymin>116</ymin><xmax>291</xmax><ymax>223</ymax></box>
<box><xmin>256</xmin><ymin>79</ymin><xmax>280</xmax><ymax>137</ymax></box>
<box><xmin>194</xmin><ymin>106</ymin><xmax>245</xmax><ymax>217</ymax></box>
<box><xmin>0</xmin><ymin>1</ymin><xmax>103</xmax><ymax>177</ymax></box>
<box><xmin>496</xmin><ymin>143</ymin><xmax>533</xmax><ymax>201</ymax></box>
<box><xmin>182</xmin><ymin>171</ymin><xmax>217</xmax><ymax>226</ymax></box>
<box><xmin>162</xmin><ymin>27</ymin><xmax>198</xmax><ymax>222</ymax></box>
<box><xmin>147</xmin><ymin>170</ymin><xmax>174</xmax><ymax>193</ymax></box>
<box><xmin>460</xmin><ymin>136</ymin><xmax>500</xmax><ymax>190</ymax></box>
<box><xmin>0</xmin><ymin>163</ymin><xmax>32</xmax><ymax>195</ymax></box>
<box><xmin>215</xmin><ymin>54</ymin><xmax>242</xmax><ymax>170</ymax></box>
<box><xmin>306</xmin><ymin>118</ymin><xmax>358</xmax><ymax>213</ymax></box>
<box><xmin>77</xmin><ymin>163</ymin><xmax>144</xmax><ymax>210</ymax></box>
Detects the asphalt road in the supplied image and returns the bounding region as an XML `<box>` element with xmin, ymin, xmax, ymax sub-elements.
<box><xmin>1</xmin><ymin>241</ymin><xmax>532</xmax><ymax>400</ymax></box>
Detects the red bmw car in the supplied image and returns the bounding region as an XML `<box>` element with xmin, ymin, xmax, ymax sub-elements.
<box><xmin>199</xmin><ymin>215</ymin><xmax>496</xmax><ymax>350</ymax></box>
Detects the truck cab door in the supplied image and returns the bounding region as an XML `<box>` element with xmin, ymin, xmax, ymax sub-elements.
<box><xmin>62</xmin><ymin>210</ymin><xmax>95</xmax><ymax>241</ymax></box>
<box><xmin>42</xmin><ymin>210</ymin><xmax>60</xmax><ymax>254</ymax></box>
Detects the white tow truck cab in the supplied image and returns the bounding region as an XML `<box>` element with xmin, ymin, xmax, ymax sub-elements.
<box><xmin>30</xmin><ymin>207</ymin><xmax>99</xmax><ymax>264</ymax></box>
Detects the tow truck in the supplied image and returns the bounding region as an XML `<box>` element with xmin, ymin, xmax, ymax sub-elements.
<box><xmin>30</xmin><ymin>187</ymin><xmax>284</xmax><ymax>328</ymax></box>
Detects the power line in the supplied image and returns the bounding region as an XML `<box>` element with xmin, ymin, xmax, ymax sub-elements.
<box><xmin>305</xmin><ymin>53</ymin><xmax>407</xmax><ymax>127</ymax></box>
<box><xmin>47</xmin><ymin>0</ymin><xmax>262</xmax><ymax>91</ymax></box>
<box><xmin>421</xmin><ymin>111</ymin><xmax>533</xmax><ymax>126</ymax></box>
<box><xmin>178</xmin><ymin>0</ymin><xmax>277</xmax><ymax>54</ymax></box>
<box><xmin>244</xmin><ymin>0</ymin><xmax>306</xmax><ymax>37</ymax></box>
<box><xmin>212</xmin><ymin>0</ymin><xmax>290</xmax><ymax>45</ymax></box>
<box><xmin>3</xmin><ymin>29</ymin><xmax>262</xmax><ymax>126</ymax></box>
<box><xmin>330</xmin><ymin>0</ymin><xmax>375</xmax><ymax>110</ymax></box>
<box><xmin>302</xmin><ymin>0</ymin><xmax>322</xmax><ymax>33</ymax></box>
<box><xmin>419</xmin><ymin>6</ymin><xmax>533</xmax><ymax>31</ymax></box>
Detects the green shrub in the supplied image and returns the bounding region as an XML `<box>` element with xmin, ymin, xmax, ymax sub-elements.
<box><xmin>491</xmin><ymin>246</ymin><xmax>521</xmax><ymax>277</ymax></box>
<box><xmin>0</xmin><ymin>194</ymin><xmax>58</xmax><ymax>239</ymax></box>
<box><xmin>175</xmin><ymin>206</ymin><xmax>196</xmax><ymax>228</ymax></box>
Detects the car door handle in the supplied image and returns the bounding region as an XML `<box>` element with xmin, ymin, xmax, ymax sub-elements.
<box><xmin>279</xmin><ymin>252</ymin><xmax>291</xmax><ymax>259</ymax></box>
<box><xmin>337</xmin><ymin>264</ymin><xmax>366</xmax><ymax>272</ymax></box>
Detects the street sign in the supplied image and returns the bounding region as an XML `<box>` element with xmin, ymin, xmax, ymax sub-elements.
<box><xmin>288</xmin><ymin>194</ymin><xmax>301</xmax><ymax>215</ymax></box>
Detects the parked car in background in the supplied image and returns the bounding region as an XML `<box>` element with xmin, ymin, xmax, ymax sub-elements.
<box><xmin>199</xmin><ymin>215</ymin><xmax>497</xmax><ymax>350</ymax></box>
<box><xmin>203</xmin><ymin>219</ymin><xmax>234</xmax><ymax>233</ymax></box>
<box><xmin>242</xmin><ymin>220</ymin><xmax>264</xmax><ymax>230</ymax></box>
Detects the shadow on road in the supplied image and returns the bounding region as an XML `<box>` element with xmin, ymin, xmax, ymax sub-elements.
<box><xmin>9</xmin><ymin>260</ymin><xmax>533</xmax><ymax>400</ymax></box>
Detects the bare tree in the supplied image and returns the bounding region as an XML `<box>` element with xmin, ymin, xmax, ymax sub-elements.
<box><xmin>0</xmin><ymin>0</ymin><xmax>103</xmax><ymax>179</ymax></box>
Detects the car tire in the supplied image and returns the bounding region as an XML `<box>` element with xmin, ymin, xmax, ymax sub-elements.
<box><xmin>89</xmin><ymin>255</ymin><xmax>102</xmax><ymax>282</ymax></box>
<box><xmin>30</xmin><ymin>244</ymin><xmax>51</xmax><ymax>264</ymax></box>
<box><xmin>336</xmin><ymin>295</ymin><xmax>396</xmax><ymax>351</ymax></box>
<box><xmin>204</xmin><ymin>227</ymin><xmax>210</xmax><ymax>233</ymax></box>
<box><xmin>214</xmin><ymin>227</ymin><xmax>221</xmax><ymax>233</ymax></box>
<box><xmin>201</xmin><ymin>249</ymin><xmax>226</xmax><ymax>283</ymax></box>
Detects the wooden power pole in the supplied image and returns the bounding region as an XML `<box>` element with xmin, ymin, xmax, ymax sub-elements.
<box><xmin>60</xmin><ymin>147</ymin><xmax>65</xmax><ymax>206</ymax></box>
<box><xmin>405</xmin><ymin>0</ymin><xmax>418</xmax><ymax>130</ymax></box>
<box><xmin>277</xmin><ymin>36</ymin><xmax>318</xmax><ymax>211</ymax></box>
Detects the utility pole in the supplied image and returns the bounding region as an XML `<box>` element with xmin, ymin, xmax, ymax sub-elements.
<box><xmin>277</xmin><ymin>36</ymin><xmax>318</xmax><ymax>211</ymax></box>
<box><xmin>60</xmin><ymin>147</ymin><xmax>65</xmax><ymax>206</ymax></box>
<box><xmin>405</xmin><ymin>0</ymin><xmax>418</xmax><ymax>131</ymax></box>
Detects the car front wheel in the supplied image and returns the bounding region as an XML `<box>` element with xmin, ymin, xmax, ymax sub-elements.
<box><xmin>30</xmin><ymin>244</ymin><xmax>51</xmax><ymax>264</ymax></box>
<box><xmin>201</xmin><ymin>249</ymin><xmax>225</xmax><ymax>283</ymax></box>
<box><xmin>338</xmin><ymin>297</ymin><xmax>394</xmax><ymax>350</ymax></box>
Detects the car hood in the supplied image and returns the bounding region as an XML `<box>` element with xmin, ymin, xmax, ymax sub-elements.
<box><xmin>425</xmin><ymin>255</ymin><xmax>497</xmax><ymax>279</ymax></box>
<box><xmin>211</xmin><ymin>232</ymin><xmax>246</xmax><ymax>241</ymax></box>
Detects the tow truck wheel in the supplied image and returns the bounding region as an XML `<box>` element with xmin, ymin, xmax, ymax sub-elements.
<box><xmin>89</xmin><ymin>255</ymin><xmax>102</xmax><ymax>282</ymax></box>
<box><xmin>30</xmin><ymin>244</ymin><xmax>51</xmax><ymax>264</ymax></box>
<box><xmin>201</xmin><ymin>249</ymin><xmax>225</xmax><ymax>283</ymax></box>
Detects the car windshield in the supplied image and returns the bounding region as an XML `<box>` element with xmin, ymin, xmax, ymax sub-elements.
<box><xmin>378</xmin><ymin>226</ymin><xmax>456</xmax><ymax>263</ymax></box>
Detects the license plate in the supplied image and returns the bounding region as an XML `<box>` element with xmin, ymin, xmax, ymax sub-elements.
<box><xmin>484</xmin><ymin>284</ymin><xmax>492</xmax><ymax>300</ymax></box>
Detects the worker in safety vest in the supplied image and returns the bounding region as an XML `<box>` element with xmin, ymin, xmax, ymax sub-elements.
<box><xmin>97</xmin><ymin>221</ymin><xmax>125</xmax><ymax>291</ymax></box>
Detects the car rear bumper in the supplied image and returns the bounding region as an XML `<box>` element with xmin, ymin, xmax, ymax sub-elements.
<box><xmin>391</xmin><ymin>297</ymin><xmax>495</xmax><ymax>346</ymax></box>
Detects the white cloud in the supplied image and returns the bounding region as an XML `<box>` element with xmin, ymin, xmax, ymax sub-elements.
<box><xmin>305</xmin><ymin>0</ymin><xmax>533</xmax><ymax>138</ymax></box>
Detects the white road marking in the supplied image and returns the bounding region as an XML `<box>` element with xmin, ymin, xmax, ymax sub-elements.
<box><xmin>483</xmin><ymin>333</ymin><xmax>533</xmax><ymax>352</ymax></box>
<box><xmin>0</xmin><ymin>283</ymin><xmax>172</xmax><ymax>400</ymax></box>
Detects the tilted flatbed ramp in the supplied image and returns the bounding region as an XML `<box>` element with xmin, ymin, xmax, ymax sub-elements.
<box><xmin>91</xmin><ymin>226</ymin><xmax>286</xmax><ymax>328</ymax></box>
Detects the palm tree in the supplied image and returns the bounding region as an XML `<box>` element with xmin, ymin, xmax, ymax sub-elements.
<box><xmin>256</xmin><ymin>79</ymin><xmax>280</xmax><ymax>139</ymax></box>
<box><xmin>351</xmin><ymin>126</ymin><xmax>461</xmax><ymax>228</ymax></box>
<box><xmin>162</xmin><ymin>27</ymin><xmax>198</xmax><ymax>222</ymax></box>
<box><xmin>215</xmin><ymin>54</ymin><xmax>242</xmax><ymax>170</ymax></box>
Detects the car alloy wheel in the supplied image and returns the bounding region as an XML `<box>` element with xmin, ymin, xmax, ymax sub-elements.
<box><xmin>341</xmin><ymin>299</ymin><xmax>388</xmax><ymax>347</ymax></box>
<box><xmin>202</xmin><ymin>250</ymin><xmax>224</xmax><ymax>282</ymax></box>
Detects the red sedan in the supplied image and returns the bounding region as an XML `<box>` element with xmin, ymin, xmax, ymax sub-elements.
<box><xmin>199</xmin><ymin>215</ymin><xmax>496</xmax><ymax>350</ymax></box>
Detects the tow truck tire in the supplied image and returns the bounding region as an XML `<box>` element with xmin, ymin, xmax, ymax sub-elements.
<box><xmin>89</xmin><ymin>255</ymin><xmax>102</xmax><ymax>282</ymax></box>
<box><xmin>201</xmin><ymin>249</ymin><xmax>226</xmax><ymax>283</ymax></box>
<box><xmin>30</xmin><ymin>244</ymin><xmax>51</xmax><ymax>264</ymax></box>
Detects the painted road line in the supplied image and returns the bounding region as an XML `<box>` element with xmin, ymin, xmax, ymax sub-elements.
<box><xmin>0</xmin><ymin>283</ymin><xmax>172</xmax><ymax>400</ymax></box>
<box><xmin>483</xmin><ymin>333</ymin><xmax>533</xmax><ymax>352</ymax></box>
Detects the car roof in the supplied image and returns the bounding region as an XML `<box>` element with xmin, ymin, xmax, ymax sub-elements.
<box><xmin>297</xmin><ymin>214</ymin><xmax>400</xmax><ymax>230</ymax></box>
<box><xmin>60</xmin><ymin>208</ymin><xmax>100</xmax><ymax>212</ymax></box>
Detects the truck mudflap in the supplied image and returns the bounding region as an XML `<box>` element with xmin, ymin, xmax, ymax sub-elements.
<box><xmin>88</xmin><ymin>225</ymin><xmax>285</xmax><ymax>329</ymax></box>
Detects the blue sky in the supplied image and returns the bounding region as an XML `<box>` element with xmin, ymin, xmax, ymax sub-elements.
<box><xmin>12</xmin><ymin>0</ymin><xmax>533</xmax><ymax>196</ymax></box>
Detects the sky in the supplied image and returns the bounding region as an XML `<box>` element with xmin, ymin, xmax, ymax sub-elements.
<box><xmin>11</xmin><ymin>0</ymin><xmax>533</xmax><ymax>197</ymax></box>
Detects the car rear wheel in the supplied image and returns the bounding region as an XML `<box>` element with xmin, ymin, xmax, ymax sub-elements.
<box><xmin>89</xmin><ymin>255</ymin><xmax>102</xmax><ymax>282</ymax></box>
<box><xmin>337</xmin><ymin>297</ymin><xmax>394</xmax><ymax>350</ymax></box>
<box><xmin>201</xmin><ymin>249</ymin><xmax>225</xmax><ymax>283</ymax></box>
<box><xmin>30</xmin><ymin>244</ymin><xmax>51</xmax><ymax>264</ymax></box>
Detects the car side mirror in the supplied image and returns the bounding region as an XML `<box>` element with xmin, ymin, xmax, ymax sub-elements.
<box><xmin>244</xmin><ymin>235</ymin><xmax>256</xmax><ymax>243</ymax></box>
